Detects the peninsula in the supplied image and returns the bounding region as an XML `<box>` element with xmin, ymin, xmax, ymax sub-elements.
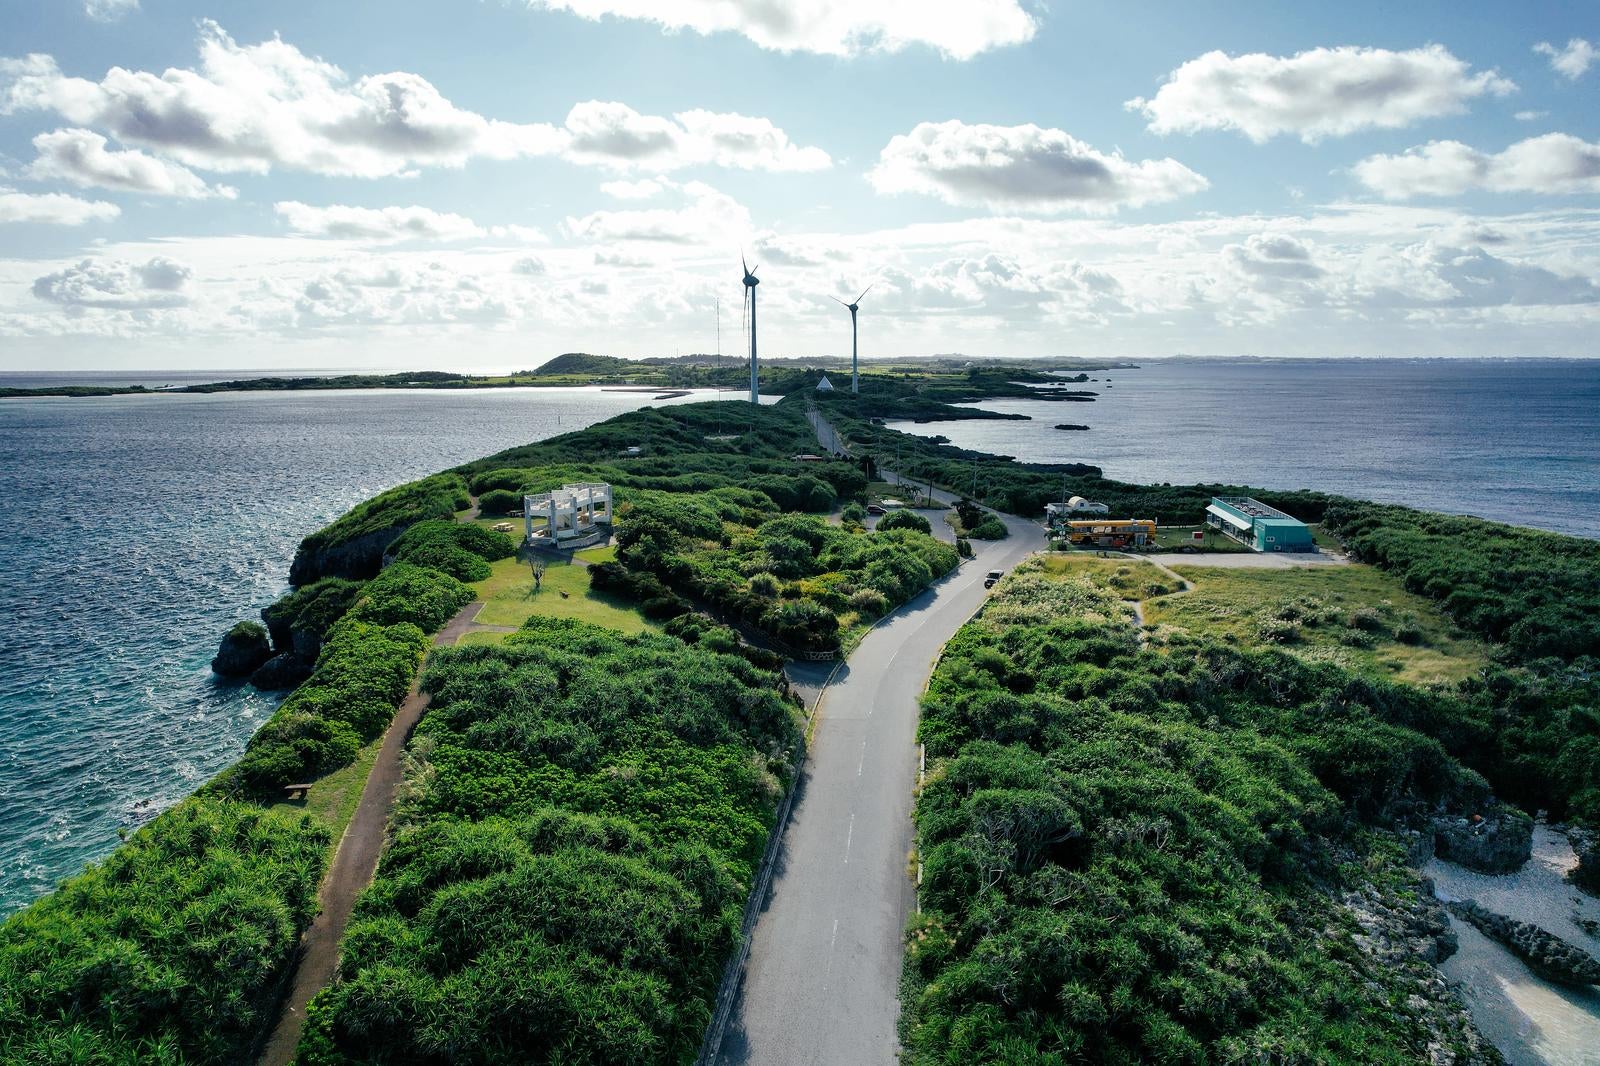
<box><xmin>1</xmin><ymin>378</ymin><xmax>1594</xmax><ymax>1066</ymax></box>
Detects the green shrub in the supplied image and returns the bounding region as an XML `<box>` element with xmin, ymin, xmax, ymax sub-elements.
<box><xmin>1322</xmin><ymin>499</ymin><xmax>1600</xmax><ymax>660</ymax></box>
<box><xmin>349</xmin><ymin>563</ymin><xmax>475</xmax><ymax>631</ymax></box>
<box><xmin>848</xmin><ymin>588</ymin><xmax>890</xmax><ymax>619</ymax></box>
<box><xmin>476</xmin><ymin>488</ymin><xmax>523</xmax><ymax>515</ymax></box>
<box><xmin>387</xmin><ymin>520</ymin><xmax>516</xmax><ymax>582</ymax></box>
<box><xmin>228</xmin><ymin>618</ymin><xmax>428</xmax><ymax>792</ymax></box>
<box><xmin>0</xmin><ymin>797</ymin><xmax>329</xmax><ymax>1064</ymax></box>
<box><xmin>966</xmin><ymin>516</ymin><xmax>1007</xmax><ymax>540</ymax></box>
<box><xmin>904</xmin><ymin>569</ymin><xmax>1509</xmax><ymax>1063</ymax></box>
<box><xmin>291</xmin><ymin>473</ymin><xmax>470</xmax><ymax>582</ymax></box>
<box><xmin>878</xmin><ymin>509</ymin><xmax>932</xmax><ymax>535</ymax></box>
<box><xmin>296</xmin><ymin>619</ymin><xmax>801</xmax><ymax>1064</ymax></box>
<box><xmin>263</xmin><ymin>577</ymin><xmax>367</xmax><ymax>652</ymax></box>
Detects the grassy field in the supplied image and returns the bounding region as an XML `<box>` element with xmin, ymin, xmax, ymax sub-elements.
<box><xmin>1032</xmin><ymin>554</ymin><xmax>1184</xmax><ymax>600</ymax></box>
<box><xmin>1146</xmin><ymin>563</ymin><xmax>1489</xmax><ymax>685</ymax></box>
<box><xmin>265</xmin><ymin>734</ymin><xmax>384</xmax><ymax>846</ymax></box>
<box><xmin>468</xmin><ymin>554</ymin><xmax>654</xmax><ymax>635</ymax></box>
<box><xmin>1150</xmin><ymin>524</ymin><xmax>1252</xmax><ymax>552</ymax></box>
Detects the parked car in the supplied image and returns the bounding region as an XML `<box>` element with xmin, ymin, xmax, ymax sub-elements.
<box><xmin>984</xmin><ymin>569</ymin><xmax>1003</xmax><ymax>588</ymax></box>
<box><xmin>866</xmin><ymin>504</ymin><xmax>887</xmax><ymax>516</ymax></box>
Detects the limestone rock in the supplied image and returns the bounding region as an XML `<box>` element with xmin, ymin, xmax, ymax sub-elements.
<box><xmin>1448</xmin><ymin>899</ymin><xmax>1600</xmax><ymax>986</ymax></box>
<box><xmin>1568</xmin><ymin>826</ymin><xmax>1600</xmax><ymax>897</ymax></box>
<box><xmin>1433</xmin><ymin>807</ymin><xmax>1533</xmax><ymax>874</ymax></box>
<box><xmin>211</xmin><ymin>621</ymin><xmax>272</xmax><ymax>677</ymax></box>
<box><xmin>249</xmin><ymin>652</ymin><xmax>313</xmax><ymax>691</ymax></box>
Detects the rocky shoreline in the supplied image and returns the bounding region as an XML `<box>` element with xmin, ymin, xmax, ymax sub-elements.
<box><xmin>1447</xmin><ymin>900</ymin><xmax>1600</xmax><ymax>987</ymax></box>
<box><xmin>1340</xmin><ymin>876</ymin><xmax>1503</xmax><ymax>1064</ymax></box>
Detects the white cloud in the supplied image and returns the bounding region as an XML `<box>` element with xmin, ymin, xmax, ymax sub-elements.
<box><xmin>27</xmin><ymin>128</ymin><xmax>235</xmax><ymax>199</ymax></box>
<box><xmin>1354</xmin><ymin>133</ymin><xmax>1600</xmax><ymax>198</ymax></box>
<box><xmin>83</xmin><ymin>0</ymin><xmax>138</xmax><ymax>22</ymax></box>
<box><xmin>0</xmin><ymin>24</ymin><xmax>825</xmax><ymax>179</ymax></box>
<box><xmin>523</xmin><ymin>0</ymin><xmax>1037</xmax><ymax>59</ymax></box>
<box><xmin>1514</xmin><ymin>110</ymin><xmax>1547</xmax><ymax>122</ymax></box>
<box><xmin>562</xmin><ymin>101</ymin><xmax>830</xmax><ymax>171</ymax></box>
<box><xmin>0</xmin><ymin>30</ymin><xmax>559</xmax><ymax>178</ymax></box>
<box><xmin>274</xmin><ymin>202</ymin><xmax>488</xmax><ymax>241</ymax></box>
<box><xmin>565</xmin><ymin>180</ymin><xmax>751</xmax><ymax>243</ymax></box>
<box><xmin>868</xmin><ymin>120</ymin><xmax>1207</xmax><ymax>213</ymax></box>
<box><xmin>600</xmin><ymin>178</ymin><xmax>665</xmax><ymax>200</ymax></box>
<box><xmin>1535</xmin><ymin>38</ymin><xmax>1595</xmax><ymax>80</ymax></box>
<box><xmin>291</xmin><ymin>262</ymin><xmax>513</xmax><ymax>326</ymax></box>
<box><xmin>1223</xmin><ymin>233</ymin><xmax>1325</xmax><ymax>281</ymax></box>
<box><xmin>0</xmin><ymin>186</ymin><xmax>120</xmax><ymax>225</ymax></box>
<box><xmin>511</xmin><ymin>255</ymin><xmax>546</xmax><ymax>274</ymax></box>
<box><xmin>1128</xmin><ymin>45</ymin><xmax>1516</xmax><ymax>142</ymax></box>
<box><xmin>32</xmin><ymin>256</ymin><xmax>191</xmax><ymax>309</ymax></box>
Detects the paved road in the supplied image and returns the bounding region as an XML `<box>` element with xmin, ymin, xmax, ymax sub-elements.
<box><xmin>719</xmin><ymin>414</ymin><xmax>1041</xmax><ymax>1065</ymax></box>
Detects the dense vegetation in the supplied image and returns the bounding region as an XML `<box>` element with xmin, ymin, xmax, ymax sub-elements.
<box><xmin>0</xmin><ymin>797</ymin><xmax>329</xmax><ymax>1064</ymax></box>
<box><xmin>600</xmin><ymin>503</ymin><xmax>958</xmax><ymax>653</ymax></box>
<box><xmin>1323</xmin><ymin>500</ymin><xmax>1600</xmax><ymax>661</ymax></box>
<box><xmin>262</xmin><ymin>577</ymin><xmax>368</xmax><ymax>656</ymax></box>
<box><xmin>221</xmin><ymin>618</ymin><xmax>430</xmax><ymax>794</ymax></box>
<box><xmin>290</xmin><ymin>473</ymin><xmax>471</xmax><ymax>583</ymax></box>
<box><xmin>386</xmin><ymin>520</ymin><xmax>517</xmax><ymax>583</ymax></box>
<box><xmin>297</xmin><ymin>617</ymin><xmax>803</xmax><ymax>1064</ymax></box>
<box><xmin>903</xmin><ymin>564</ymin><xmax>1509</xmax><ymax>1063</ymax></box>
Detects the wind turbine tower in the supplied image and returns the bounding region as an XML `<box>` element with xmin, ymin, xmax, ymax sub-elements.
<box><xmin>742</xmin><ymin>257</ymin><xmax>760</xmax><ymax>404</ymax></box>
<box><xmin>831</xmin><ymin>285</ymin><xmax>873</xmax><ymax>394</ymax></box>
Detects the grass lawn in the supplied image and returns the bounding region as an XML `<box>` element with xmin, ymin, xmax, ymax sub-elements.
<box><xmin>1148</xmin><ymin>524</ymin><xmax>1252</xmax><ymax>552</ymax></box>
<box><xmin>470</xmin><ymin>554</ymin><xmax>654</xmax><ymax>635</ymax></box>
<box><xmin>1146</xmin><ymin>564</ymin><xmax>1489</xmax><ymax>685</ymax></box>
<box><xmin>575</xmin><ymin>544</ymin><xmax>617</xmax><ymax>564</ymax></box>
<box><xmin>1034</xmin><ymin>554</ymin><xmax>1183</xmax><ymax>600</ymax></box>
<box><xmin>265</xmin><ymin>734</ymin><xmax>383</xmax><ymax>849</ymax></box>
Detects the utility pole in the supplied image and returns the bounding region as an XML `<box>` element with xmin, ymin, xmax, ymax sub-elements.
<box><xmin>715</xmin><ymin>297</ymin><xmax>720</xmax><ymax>359</ymax></box>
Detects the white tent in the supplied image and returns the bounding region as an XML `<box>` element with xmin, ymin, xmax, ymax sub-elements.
<box><xmin>815</xmin><ymin>375</ymin><xmax>835</xmax><ymax>391</ymax></box>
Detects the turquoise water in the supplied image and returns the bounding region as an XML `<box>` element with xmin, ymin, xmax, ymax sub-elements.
<box><xmin>0</xmin><ymin>386</ymin><xmax>717</xmax><ymax>914</ymax></box>
<box><xmin>891</xmin><ymin>358</ymin><xmax>1600</xmax><ymax>539</ymax></box>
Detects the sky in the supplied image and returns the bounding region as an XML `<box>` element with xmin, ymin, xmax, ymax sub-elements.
<box><xmin>0</xmin><ymin>0</ymin><xmax>1596</xmax><ymax>370</ymax></box>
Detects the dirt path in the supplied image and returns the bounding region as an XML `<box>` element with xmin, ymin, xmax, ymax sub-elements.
<box><xmin>256</xmin><ymin>601</ymin><xmax>480</xmax><ymax>1066</ymax></box>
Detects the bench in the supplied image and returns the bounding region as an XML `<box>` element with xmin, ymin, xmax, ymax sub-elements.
<box><xmin>284</xmin><ymin>784</ymin><xmax>313</xmax><ymax>800</ymax></box>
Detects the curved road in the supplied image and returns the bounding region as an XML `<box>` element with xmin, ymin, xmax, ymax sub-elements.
<box><xmin>717</xmin><ymin>413</ymin><xmax>1040</xmax><ymax>1065</ymax></box>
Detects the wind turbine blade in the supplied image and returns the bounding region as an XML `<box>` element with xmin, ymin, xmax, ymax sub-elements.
<box><xmin>856</xmin><ymin>283</ymin><xmax>874</xmax><ymax>304</ymax></box>
<box><xmin>829</xmin><ymin>295</ymin><xmax>848</xmax><ymax>307</ymax></box>
<box><xmin>741</xmin><ymin>252</ymin><xmax>748</xmax><ymax>275</ymax></box>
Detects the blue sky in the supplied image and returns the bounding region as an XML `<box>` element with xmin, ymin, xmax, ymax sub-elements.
<box><xmin>0</xmin><ymin>0</ymin><xmax>1596</xmax><ymax>368</ymax></box>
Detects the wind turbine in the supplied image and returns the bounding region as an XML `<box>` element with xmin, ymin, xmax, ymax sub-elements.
<box><xmin>830</xmin><ymin>284</ymin><xmax>873</xmax><ymax>394</ymax></box>
<box><xmin>742</xmin><ymin>256</ymin><xmax>760</xmax><ymax>404</ymax></box>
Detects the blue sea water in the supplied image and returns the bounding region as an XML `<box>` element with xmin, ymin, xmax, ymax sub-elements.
<box><xmin>889</xmin><ymin>358</ymin><xmax>1600</xmax><ymax>539</ymax></box>
<box><xmin>0</xmin><ymin>386</ymin><xmax>724</xmax><ymax>914</ymax></box>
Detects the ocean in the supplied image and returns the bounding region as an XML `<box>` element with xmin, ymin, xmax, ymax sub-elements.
<box><xmin>0</xmin><ymin>385</ymin><xmax>725</xmax><ymax>914</ymax></box>
<box><xmin>887</xmin><ymin>358</ymin><xmax>1600</xmax><ymax>539</ymax></box>
<box><xmin>1</xmin><ymin>360</ymin><xmax>1596</xmax><ymax>915</ymax></box>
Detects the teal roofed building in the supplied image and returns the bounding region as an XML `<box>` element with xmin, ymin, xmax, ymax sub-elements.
<box><xmin>1204</xmin><ymin>496</ymin><xmax>1315</xmax><ymax>553</ymax></box>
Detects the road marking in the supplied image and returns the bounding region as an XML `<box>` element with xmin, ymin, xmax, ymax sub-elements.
<box><xmin>844</xmin><ymin>813</ymin><xmax>855</xmax><ymax>864</ymax></box>
<box><xmin>857</xmin><ymin>740</ymin><xmax>867</xmax><ymax>777</ymax></box>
